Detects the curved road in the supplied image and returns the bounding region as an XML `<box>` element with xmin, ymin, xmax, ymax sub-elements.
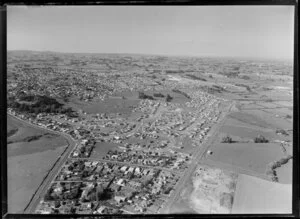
<box><xmin>8</xmin><ymin>114</ymin><xmax>77</xmax><ymax>214</ymax></box>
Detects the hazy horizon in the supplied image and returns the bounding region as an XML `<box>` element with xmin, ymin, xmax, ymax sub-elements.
<box><xmin>8</xmin><ymin>6</ymin><xmax>294</xmax><ymax>62</ymax></box>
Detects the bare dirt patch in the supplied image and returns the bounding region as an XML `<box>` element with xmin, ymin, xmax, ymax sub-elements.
<box><xmin>188</xmin><ymin>165</ymin><xmax>238</xmax><ymax>214</ymax></box>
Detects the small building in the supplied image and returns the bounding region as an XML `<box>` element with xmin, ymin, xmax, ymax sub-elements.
<box><xmin>114</xmin><ymin>196</ymin><xmax>126</xmax><ymax>203</ymax></box>
<box><xmin>116</xmin><ymin>179</ymin><xmax>126</xmax><ymax>187</ymax></box>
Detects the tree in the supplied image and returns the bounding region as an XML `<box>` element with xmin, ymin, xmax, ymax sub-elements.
<box><xmin>67</xmin><ymin>165</ymin><xmax>74</xmax><ymax>171</ymax></box>
<box><xmin>166</xmin><ymin>94</ymin><xmax>173</xmax><ymax>102</ymax></box>
<box><xmin>54</xmin><ymin>201</ymin><xmax>61</xmax><ymax>208</ymax></box>
<box><xmin>254</xmin><ymin>135</ymin><xmax>269</xmax><ymax>143</ymax></box>
<box><xmin>222</xmin><ymin>135</ymin><xmax>233</xmax><ymax>143</ymax></box>
<box><xmin>70</xmin><ymin>207</ymin><xmax>76</xmax><ymax>214</ymax></box>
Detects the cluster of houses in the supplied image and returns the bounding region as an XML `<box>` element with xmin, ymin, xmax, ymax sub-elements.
<box><xmin>37</xmin><ymin>159</ymin><xmax>179</xmax><ymax>214</ymax></box>
<box><xmin>103</xmin><ymin>148</ymin><xmax>188</xmax><ymax>171</ymax></box>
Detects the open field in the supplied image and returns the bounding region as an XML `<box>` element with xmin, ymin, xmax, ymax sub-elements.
<box><xmin>204</xmin><ymin>142</ymin><xmax>284</xmax><ymax>175</ymax></box>
<box><xmin>8</xmin><ymin>116</ymin><xmax>45</xmax><ymax>142</ymax></box>
<box><xmin>8</xmin><ymin>146</ymin><xmax>67</xmax><ymax>213</ymax></box>
<box><xmin>219</xmin><ymin>118</ymin><xmax>278</xmax><ymax>141</ymax></box>
<box><xmin>8</xmin><ymin>116</ymin><xmax>67</xmax><ymax>156</ymax></box>
<box><xmin>7</xmin><ymin>115</ymin><xmax>68</xmax><ymax>213</ymax></box>
<box><xmin>232</xmin><ymin>174</ymin><xmax>292</xmax><ymax>214</ymax></box>
<box><xmin>66</xmin><ymin>97</ymin><xmax>139</xmax><ymax>116</ymax></box>
<box><xmin>89</xmin><ymin>142</ymin><xmax>120</xmax><ymax>159</ymax></box>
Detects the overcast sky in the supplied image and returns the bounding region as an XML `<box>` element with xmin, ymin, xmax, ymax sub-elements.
<box><xmin>7</xmin><ymin>6</ymin><xmax>294</xmax><ymax>61</ymax></box>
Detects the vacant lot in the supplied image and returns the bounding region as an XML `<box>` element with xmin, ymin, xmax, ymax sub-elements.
<box><xmin>232</xmin><ymin>174</ymin><xmax>292</xmax><ymax>214</ymax></box>
<box><xmin>89</xmin><ymin>141</ymin><xmax>120</xmax><ymax>159</ymax></box>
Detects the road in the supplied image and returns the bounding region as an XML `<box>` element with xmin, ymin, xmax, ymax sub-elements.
<box><xmin>8</xmin><ymin>114</ymin><xmax>78</xmax><ymax>214</ymax></box>
<box><xmin>159</xmin><ymin>101</ymin><xmax>235</xmax><ymax>214</ymax></box>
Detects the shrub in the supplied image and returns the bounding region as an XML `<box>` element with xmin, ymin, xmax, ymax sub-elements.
<box><xmin>254</xmin><ymin>135</ymin><xmax>269</xmax><ymax>143</ymax></box>
<box><xmin>166</xmin><ymin>94</ymin><xmax>173</xmax><ymax>102</ymax></box>
<box><xmin>222</xmin><ymin>135</ymin><xmax>233</xmax><ymax>143</ymax></box>
<box><xmin>153</xmin><ymin>93</ymin><xmax>165</xmax><ymax>98</ymax></box>
<box><xmin>138</xmin><ymin>92</ymin><xmax>154</xmax><ymax>100</ymax></box>
<box><xmin>276</xmin><ymin>129</ymin><xmax>288</xmax><ymax>136</ymax></box>
<box><xmin>241</xmin><ymin>75</ymin><xmax>250</xmax><ymax>80</ymax></box>
<box><xmin>285</xmin><ymin>114</ymin><xmax>292</xmax><ymax>119</ymax></box>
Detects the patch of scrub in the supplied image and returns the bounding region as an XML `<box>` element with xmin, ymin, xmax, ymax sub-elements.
<box><xmin>189</xmin><ymin>165</ymin><xmax>238</xmax><ymax>214</ymax></box>
<box><xmin>274</xmin><ymin>159</ymin><xmax>293</xmax><ymax>184</ymax></box>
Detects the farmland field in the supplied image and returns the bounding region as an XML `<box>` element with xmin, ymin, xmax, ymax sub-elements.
<box><xmin>7</xmin><ymin>115</ymin><xmax>68</xmax><ymax>213</ymax></box>
<box><xmin>232</xmin><ymin>174</ymin><xmax>292</xmax><ymax>214</ymax></box>
<box><xmin>204</xmin><ymin>142</ymin><xmax>284</xmax><ymax>175</ymax></box>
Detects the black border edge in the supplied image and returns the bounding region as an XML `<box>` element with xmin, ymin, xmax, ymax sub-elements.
<box><xmin>292</xmin><ymin>2</ymin><xmax>299</xmax><ymax>218</ymax></box>
<box><xmin>2</xmin><ymin>1</ymin><xmax>299</xmax><ymax>219</ymax></box>
<box><xmin>1</xmin><ymin>0</ymin><xmax>298</xmax><ymax>5</ymax></box>
<box><xmin>1</xmin><ymin>3</ymin><xmax>8</xmax><ymax>219</ymax></box>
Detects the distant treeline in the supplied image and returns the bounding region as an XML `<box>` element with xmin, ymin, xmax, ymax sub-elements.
<box><xmin>165</xmin><ymin>70</ymin><xmax>184</xmax><ymax>74</ymax></box>
<box><xmin>185</xmin><ymin>74</ymin><xmax>207</xmax><ymax>81</ymax></box>
<box><xmin>138</xmin><ymin>92</ymin><xmax>154</xmax><ymax>100</ymax></box>
<box><xmin>8</xmin><ymin>94</ymin><xmax>77</xmax><ymax>117</ymax></box>
<box><xmin>205</xmin><ymin>85</ymin><xmax>225</xmax><ymax>94</ymax></box>
<box><xmin>172</xmin><ymin>89</ymin><xmax>191</xmax><ymax>99</ymax></box>
<box><xmin>219</xmin><ymin>71</ymin><xmax>240</xmax><ymax>78</ymax></box>
<box><xmin>138</xmin><ymin>91</ymin><xmax>173</xmax><ymax>102</ymax></box>
<box><xmin>235</xmin><ymin>83</ymin><xmax>251</xmax><ymax>92</ymax></box>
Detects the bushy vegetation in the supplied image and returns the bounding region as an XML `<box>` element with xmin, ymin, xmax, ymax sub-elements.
<box><xmin>8</xmin><ymin>94</ymin><xmax>77</xmax><ymax>117</ymax></box>
<box><xmin>222</xmin><ymin>135</ymin><xmax>233</xmax><ymax>143</ymax></box>
<box><xmin>138</xmin><ymin>92</ymin><xmax>154</xmax><ymax>100</ymax></box>
<box><xmin>186</xmin><ymin>74</ymin><xmax>207</xmax><ymax>81</ymax></box>
<box><xmin>240</xmin><ymin>75</ymin><xmax>250</xmax><ymax>80</ymax></box>
<box><xmin>285</xmin><ymin>114</ymin><xmax>292</xmax><ymax>119</ymax></box>
<box><xmin>206</xmin><ymin>85</ymin><xmax>225</xmax><ymax>94</ymax></box>
<box><xmin>265</xmin><ymin>98</ymin><xmax>273</xmax><ymax>102</ymax></box>
<box><xmin>266</xmin><ymin>155</ymin><xmax>292</xmax><ymax>182</ymax></box>
<box><xmin>172</xmin><ymin>89</ymin><xmax>191</xmax><ymax>99</ymax></box>
<box><xmin>254</xmin><ymin>135</ymin><xmax>269</xmax><ymax>143</ymax></box>
<box><xmin>153</xmin><ymin>93</ymin><xmax>165</xmax><ymax>98</ymax></box>
<box><xmin>276</xmin><ymin>129</ymin><xmax>289</xmax><ymax>136</ymax></box>
<box><xmin>165</xmin><ymin>70</ymin><xmax>184</xmax><ymax>74</ymax></box>
<box><xmin>219</xmin><ymin>71</ymin><xmax>239</xmax><ymax>78</ymax></box>
<box><xmin>166</xmin><ymin>94</ymin><xmax>173</xmax><ymax>102</ymax></box>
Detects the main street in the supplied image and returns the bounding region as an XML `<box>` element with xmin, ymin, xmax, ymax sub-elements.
<box><xmin>8</xmin><ymin>114</ymin><xmax>78</xmax><ymax>214</ymax></box>
<box><xmin>159</xmin><ymin>101</ymin><xmax>235</xmax><ymax>214</ymax></box>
